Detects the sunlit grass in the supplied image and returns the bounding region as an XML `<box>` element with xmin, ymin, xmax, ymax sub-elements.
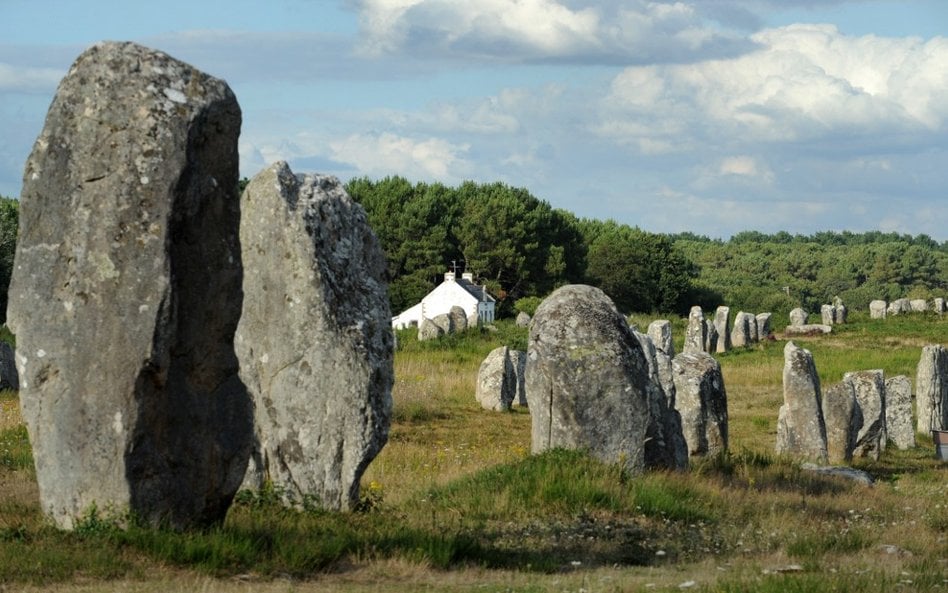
<box><xmin>1</xmin><ymin>316</ymin><xmax>948</xmax><ymax>590</ymax></box>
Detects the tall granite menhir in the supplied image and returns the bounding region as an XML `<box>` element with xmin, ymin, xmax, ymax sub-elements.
<box><xmin>525</xmin><ymin>285</ymin><xmax>650</xmax><ymax>473</ymax></box>
<box><xmin>236</xmin><ymin>162</ymin><xmax>393</xmax><ymax>511</ymax></box>
<box><xmin>7</xmin><ymin>42</ymin><xmax>251</xmax><ymax>529</ymax></box>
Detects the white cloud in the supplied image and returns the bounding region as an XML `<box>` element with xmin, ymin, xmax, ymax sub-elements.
<box><xmin>329</xmin><ymin>132</ymin><xmax>471</xmax><ymax>180</ymax></box>
<box><xmin>603</xmin><ymin>24</ymin><xmax>948</xmax><ymax>149</ymax></box>
<box><xmin>719</xmin><ymin>155</ymin><xmax>774</xmax><ymax>183</ymax></box>
<box><xmin>0</xmin><ymin>62</ymin><xmax>64</xmax><ymax>93</ymax></box>
<box><xmin>354</xmin><ymin>0</ymin><xmax>749</xmax><ymax>63</ymax></box>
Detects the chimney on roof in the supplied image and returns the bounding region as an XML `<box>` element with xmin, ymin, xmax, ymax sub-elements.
<box><xmin>462</xmin><ymin>272</ymin><xmax>474</xmax><ymax>281</ymax></box>
<box><xmin>444</xmin><ymin>271</ymin><xmax>456</xmax><ymax>282</ymax></box>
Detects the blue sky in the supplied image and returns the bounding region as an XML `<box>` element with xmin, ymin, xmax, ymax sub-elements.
<box><xmin>1</xmin><ymin>0</ymin><xmax>946</xmax><ymax>239</ymax></box>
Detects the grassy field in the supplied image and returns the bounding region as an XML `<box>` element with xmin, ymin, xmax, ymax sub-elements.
<box><xmin>1</xmin><ymin>312</ymin><xmax>947</xmax><ymax>592</ymax></box>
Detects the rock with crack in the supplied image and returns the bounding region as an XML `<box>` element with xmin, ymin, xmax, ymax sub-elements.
<box><xmin>236</xmin><ymin>161</ymin><xmax>393</xmax><ymax>511</ymax></box>
<box><xmin>776</xmin><ymin>342</ymin><xmax>828</xmax><ymax>463</ymax></box>
<box><xmin>844</xmin><ymin>370</ymin><xmax>887</xmax><ymax>461</ymax></box>
<box><xmin>672</xmin><ymin>351</ymin><xmax>729</xmax><ymax>458</ymax></box>
<box><xmin>884</xmin><ymin>375</ymin><xmax>915</xmax><ymax>450</ymax></box>
<box><xmin>7</xmin><ymin>41</ymin><xmax>250</xmax><ymax>530</ymax></box>
<box><xmin>916</xmin><ymin>344</ymin><xmax>948</xmax><ymax>433</ymax></box>
<box><xmin>525</xmin><ymin>285</ymin><xmax>650</xmax><ymax>473</ymax></box>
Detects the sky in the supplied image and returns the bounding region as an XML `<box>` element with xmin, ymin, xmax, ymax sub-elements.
<box><xmin>1</xmin><ymin>0</ymin><xmax>946</xmax><ymax>240</ymax></box>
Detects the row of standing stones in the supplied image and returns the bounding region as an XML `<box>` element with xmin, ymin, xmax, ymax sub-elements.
<box><xmin>477</xmin><ymin>290</ymin><xmax>736</xmax><ymax>473</ymax></box>
<box><xmin>778</xmin><ymin>341</ymin><xmax>948</xmax><ymax>464</ymax></box>
<box><xmin>9</xmin><ymin>42</ymin><xmax>393</xmax><ymax>530</ymax></box>
<box><xmin>11</xmin><ymin>41</ymin><xmax>948</xmax><ymax>531</ymax></box>
<box><xmin>476</xmin><ymin>293</ymin><xmax>948</xmax><ymax>477</ymax></box>
<box><xmin>870</xmin><ymin>297</ymin><xmax>948</xmax><ymax>319</ymax></box>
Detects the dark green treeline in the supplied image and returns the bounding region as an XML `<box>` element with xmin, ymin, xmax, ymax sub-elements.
<box><xmin>1</xmin><ymin>183</ymin><xmax>945</xmax><ymax>322</ymax></box>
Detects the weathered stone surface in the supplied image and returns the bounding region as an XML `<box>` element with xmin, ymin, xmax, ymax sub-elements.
<box><xmin>672</xmin><ymin>352</ymin><xmax>728</xmax><ymax>457</ymax></box>
<box><xmin>835</xmin><ymin>304</ymin><xmax>848</xmax><ymax>324</ymax></box>
<box><xmin>237</xmin><ymin>162</ymin><xmax>393</xmax><ymax>511</ymax></box>
<box><xmin>515</xmin><ymin>311</ymin><xmax>531</xmax><ymax>327</ymax></box>
<box><xmin>748</xmin><ymin>314</ymin><xmax>759</xmax><ymax>342</ymax></box>
<box><xmin>7</xmin><ymin>42</ymin><xmax>250</xmax><ymax>530</ymax></box>
<box><xmin>784</xmin><ymin>324</ymin><xmax>833</xmax><ymax>336</ymax></box>
<box><xmin>417</xmin><ymin>317</ymin><xmax>444</xmax><ymax>341</ymax></box>
<box><xmin>869</xmin><ymin>300</ymin><xmax>887</xmax><ymax>319</ymax></box>
<box><xmin>933</xmin><ymin>298</ymin><xmax>946</xmax><ymax>314</ymax></box>
<box><xmin>756</xmin><ymin>313</ymin><xmax>773</xmax><ymax>338</ymax></box>
<box><xmin>449</xmin><ymin>305</ymin><xmax>468</xmax><ymax>332</ymax></box>
<box><xmin>655</xmin><ymin>350</ymin><xmax>676</xmax><ymax>407</ymax></box>
<box><xmin>800</xmin><ymin>463</ymin><xmax>874</xmax><ymax>486</ymax></box>
<box><xmin>475</xmin><ymin>346</ymin><xmax>516</xmax><ymax>412</ymax></box>
<box><xmin>821</xmin><ymin>382</ymin><xmax>858</xmax><ymax>463</ymax></box>
<box><xmin>844</xmin><ymin>370</ymin><xmax>887</xmax><ymax>461</ymax></box>
<box><xmin>713</xmin><ymin>306</ymin><xmax>731</xmax><ymax>353</ymax></box>
<box><xmin>432</xmin><ymin>312</ymin><xmax>455</xmax><ymax>335</ymax></box>
<box><xmin>647</xmin><ymin>319</ymin><xmax>674</xmax><ymax>357</ymax></box>
<box><xmin>0</xmin><ymin>343</ymin><xmax>18</xmax><ymax>391</ymax></box>
<box><xmin>887</xmin><ymin>298</ymin><xmax>911</xmax><ymax>315</ymax></box>
<box><xmin>789</xmin><ymin>308</ymin><xmax>808</xmax><ymax>327</ymax></box>
<box><xmin>509</xmin><ymin>349</ymin><xmax>527</xmax><ymax>406</ymax></box>
<box><xmin>884</xmin><ymin>375</ymin><xmax>915</xmax><ymax>450</ymax></box>
<box><xmin>683</xmin><ymin>306</ymin><xmax>706</xmax><ymax>355</ymax></box>
<box><xmin>525</xmin><ymin>285</ymin><xmax>650</xmax><ymax>473</ymax></box>
<box><xmin>704</xmin><ymin>319</ymin><xmax>718</xmax><ymax>354</ymax></box>
<box><xmin>634</xmin><ymin>332</ymin><xmax>688</xmax><ymax>470</ymax></box>
<box><xmin>732</xmin><ymin>311</ymin><xmax>754</xmax><ymax>348</ymax></box>
<box><xmin>916</xmin><ymin>344</ymin><xmax>948</xmax><ymax>433</ymax></box>
<box><xmin>776</xmin><ymin>342</ymin><xmax>828</xmax><ymax>462</ymax></box>
<box><xmin>910</xmin><ymin>299</ymin><xmax>928</xmax><ymax>313</ymax></box>
<box><xmin>821</xmin><ymin>304</ymin><xmax>836</xmax><ymax>326</ymax></box>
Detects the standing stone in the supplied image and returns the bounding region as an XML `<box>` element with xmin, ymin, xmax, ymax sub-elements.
<box><xmin>237</xmin><ymin>162</ymin><xmax>393</xmax><ymax>511</ymax></box>
<box><xmin>910</xmin><ymin>299</ymin><xmax>928</xmax><ymax>313</ymax></box>
<box><xmin>885</xmin><ymin>375</ymin><xmax>915</xmax><ymax>450</ymax></box>
<box><xmin>634</xmin><ymin>332</ymin><xmax>688</xmax><ymax>470</ymax></box>
<box><xmin>756</xmin><ymin>313</ymin><xmax>773</xmax><ymax>338</ymax></box>
<box><xmin>654</xmin><ymin>349</ymin><xmax>676</xmax><ymax>408</ymax></box>
<box><xmin>515</xmin><ymin>311</ymin><xmax>532</xmax><ymax>327</ymax></box>
<box><xmin>432</xmin><ymin>312</ymin><xmax>455</xmax><ymax>335</ymax></box>
<box><xmin>821</xmin><ymin>304</ymin><xmax>836</xmax><ymax>326</ymax></box>
<box><xmin>732</xmin><ymin>312</ymin><xmax>754</xmax><ymax>348</ymax></box>
<box><xmin>647</xmin><ymin>319</ymin><xmax>674</xmax><ymax>357</ymax></box>
<box><xmin>776</xmin><ymin>342</ymin><xmax>828</xmax><ymax>463</ymax></box>
<box><xmin>789</xmin><ymin>308</ymin><xmax>808</xmax><ymax>327</ymax></box>
<box><xmin>916</xmin><ymin>345</ymin><xmax>948</xmax><ymax>433</ymax></box>
<box><xmin>6</xmin><ymin>42</ymin><xmax>250</xmax><ymax>530</ymax></box>
<box><xmin>713</xmin><ymin>306</ymin><xmax>731</xmax><ymax>353</ymax></box>
<box><xmin>748</xmin><ymin>314</ymin><xmax>759</xmax><ymax>343</ymax></box>
<box><xmin>683</xmin><ymin>306</ymin><xmax>706</xmax><ymax>355</ymax></box>
<box><xmin>887</xmin><ymin>298</ymin><xmax>911</xmax><ymax>315</ymax></box>
<box><xmin>844</xmin><ymin>370</ymin><xmax>887</xmax><ymax>461</ymax></box>
<box><xmin>475</xmin><ymin>346</ymin><xmax>516</xmax><ymax>411</ymax></box>
<box><xmin>835</xmin><ymin>304</ymin><xmax>848</xmax><ymax>324</ymax></box>
<box><xmin>0</xmin><ymin>343</ymin><xmax>18</xmax><ymax>391</ymax></box>
<box><xmin>525</xmin><ymin>285</ymin><xmax>650</xmax><ymax>473</ymax></box>
<box><xmin>509</xmin><ymin>350</ymin><xmax>528</xmax><ymax>406</ymax></box>
<box><xmin>704</xmin><ymin>319</ymin><xmax>718</xmax><ymax>354</ymax></box>
<box><xmin>449</xmin><ymin>305</ymin><xmax>468</xmax><ymax>332</ymax></box>
<box><xmin>672</xmin><ymin>352</ymin><xmax>729</xmax><ymax>457</ymax></box>
<box><xmin>821</xmin><ymin>382</ymin><xmax>858</xmax><ymax>463</ymax></box>
<box><xmin>933</xmin><ymin>298</ymin><xmax>946</xmax><ymax>314</ymax></box>
<box><xmin>869</xmin><ymin>300</ymin><xmax>887</xmax><ymax>319</ymax></box>
<box><xmin>417</xmin><ymin>317</ymin><xmax>444</xmax><ymax>341</ymax></box>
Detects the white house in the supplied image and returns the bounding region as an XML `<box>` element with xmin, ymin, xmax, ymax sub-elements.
<box><xmin>392</xmin><ymin>271</ymin><xmax>496</xmax><ymax>329</ymax></box>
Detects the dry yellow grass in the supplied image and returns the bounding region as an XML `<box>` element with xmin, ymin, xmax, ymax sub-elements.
<box><xmin>2</xmin><ymin>317</ymin><xmax>948</xmax><ymax>592</ymax></box>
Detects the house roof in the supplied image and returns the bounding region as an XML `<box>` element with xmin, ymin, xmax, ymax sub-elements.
<box><xmin>456</xmin><ymin>277</ymin><xmax>496</xmax><ymax>303</ymax></box>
